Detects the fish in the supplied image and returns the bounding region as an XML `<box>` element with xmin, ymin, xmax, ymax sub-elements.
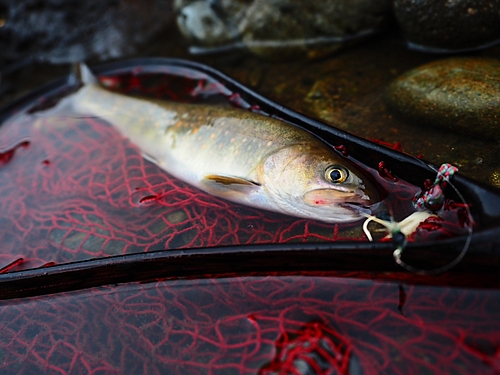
<box><xmin>59</xmin><ymin>64</ymin><xmax>380</xmax><ymax>223</ymax></box>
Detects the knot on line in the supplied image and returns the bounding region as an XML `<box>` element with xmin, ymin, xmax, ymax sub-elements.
<box><xmin>413</xmin><ymin>163</ymin><xmax>458</xmax><ymax>211</ymax></box>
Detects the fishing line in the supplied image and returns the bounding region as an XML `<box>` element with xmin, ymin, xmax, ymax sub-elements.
<box><xmin>393</xmin><ymin>163</ymin><xmax>473</xmax><ymax>275</ymax></box>
<box><xmin>363</xmin><ymin>163</ymin><xmax>474</xmax><ymax>275</ymax></box>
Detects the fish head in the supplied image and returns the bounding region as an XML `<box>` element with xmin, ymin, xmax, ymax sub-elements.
<box><xmin>261</xmin><ymin>145</ymin><xmax>381</xmax><ymax>223</ymax></box>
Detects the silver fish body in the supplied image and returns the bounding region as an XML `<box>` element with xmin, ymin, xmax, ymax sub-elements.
<box><xmin>67</xmin><ymin>66</ymin><xmax>380</xmax><ymax>222</ymax></box>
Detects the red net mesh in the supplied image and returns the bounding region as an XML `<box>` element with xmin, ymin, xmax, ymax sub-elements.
<box><xmin>0</xmin><ymin>273</ymin><xmax>499</xmax><ymax>374</ymax></box>
<box><xmin>0</xmin><ymin>67</ymin><xmax>472</xmax><ymax>272</ymax></box>
<box><xmin>259</xmin><ymin>321</ymin><xmax>351</xmax><ymax>375</ymax></box>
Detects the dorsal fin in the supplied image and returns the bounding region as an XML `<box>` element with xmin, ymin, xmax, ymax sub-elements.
<box><xmin>69</xmin><ymin>63</ymin><xmax>97</xmax><ymax>87</ymax></box>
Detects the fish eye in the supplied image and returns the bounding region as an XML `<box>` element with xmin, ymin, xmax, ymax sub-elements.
<box><xmin>325</xmin><ymin>165</ymin><xmax>349</xmax><ymax>183</ymax></box>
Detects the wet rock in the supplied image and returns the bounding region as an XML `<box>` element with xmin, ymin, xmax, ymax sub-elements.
<box><xmin>384</xmin><ymin>57</ymin><xmax>500</xmax><ymax>140</ymax></box>
<box><xmin>174</xmin><ymin>0</ymin><xmax>245</xmax><ymax>49</ymax></box>
<box><xmin>490</xmin><ymin>171</ymin><xmax>500</xmax><ymax>188</ymax></box>
<box><xmin>393</xmin><ymin>0</ymin><xmax>500</xmax><ymax>52</ymax></box>
<box><xmin>175</xmin><ymin>0</ymin><xmax>391</xmax><ymax>60</ymax></box>
<box><xmin>0</xmin><ymin>0</ymin><xmax>173</xmax><ymax>68</ymax></box>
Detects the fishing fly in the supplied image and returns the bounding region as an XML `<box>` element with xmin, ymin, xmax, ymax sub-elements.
<box><xmin>363</xmin><ymin>163</ymin><xmax>474</xmax><ymax>274</ymax></box>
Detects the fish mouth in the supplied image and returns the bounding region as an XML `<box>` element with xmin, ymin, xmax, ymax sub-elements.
<box><xmin>303</xmin><ymin>188</ymin><xmax>372</xmax><ymax>207</ymax></box>
<box><xmin>338</xmin><ymin>202</ymin><xmax>375</xmax><ymax>216</ymax></box>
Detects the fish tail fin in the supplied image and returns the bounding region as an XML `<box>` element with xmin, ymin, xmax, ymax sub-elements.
<box><xmin>68</xmin><ymin>62</ymin><xmax>98</xmax><ymax>87</ymax></box>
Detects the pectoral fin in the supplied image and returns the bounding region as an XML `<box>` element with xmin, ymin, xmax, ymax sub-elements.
<box><xmin>201</xmin><ymin>174</ymin><xmax>261</xmax><ymax>200</ymax></box>
<box><xmin>204</xmin><ymin>174</ymin><xmax>260</xmax><ymax>186</ymax></box>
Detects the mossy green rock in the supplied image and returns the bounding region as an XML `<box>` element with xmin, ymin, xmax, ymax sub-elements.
<box><xmin>384</xmin><ymin>58</ymin><xmax>500</xmax><ymax>139</ymax></box>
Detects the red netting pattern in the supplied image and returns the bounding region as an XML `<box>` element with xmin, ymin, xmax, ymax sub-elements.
<box><xmin>0</xmin><ymin>274</ymin><xmax>499</xmax><ymax>374</ymax></box>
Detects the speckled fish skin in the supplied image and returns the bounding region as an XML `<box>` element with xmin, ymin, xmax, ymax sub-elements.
<box><xmin>68</xmin><ymin>67</ymin><xmax>380</xmax><ymax>223</ymax></box>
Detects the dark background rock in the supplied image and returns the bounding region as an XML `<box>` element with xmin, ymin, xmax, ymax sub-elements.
<box><xmin>174</xmin><ymin>0</ymin><xmax>247</xmax><ymax>48</ymax></box>
<box><xmin>393</xmin><ymin>0</ymin><xmax>500</xmax><ymax>52</ymax></box>
<box><xmin>174</xmin><ymin>0</ymin><xmax>391</xmax><ymax>60</ymax></box>
<box><xmin>0</xmin><ymin>0</ymin><xmax>173</xmax><ymax>69</ymax></box>
<box><xmin>240</xmin><ymin>0</ymin><xmax>392</xmax><ymax>59</ymax></box>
